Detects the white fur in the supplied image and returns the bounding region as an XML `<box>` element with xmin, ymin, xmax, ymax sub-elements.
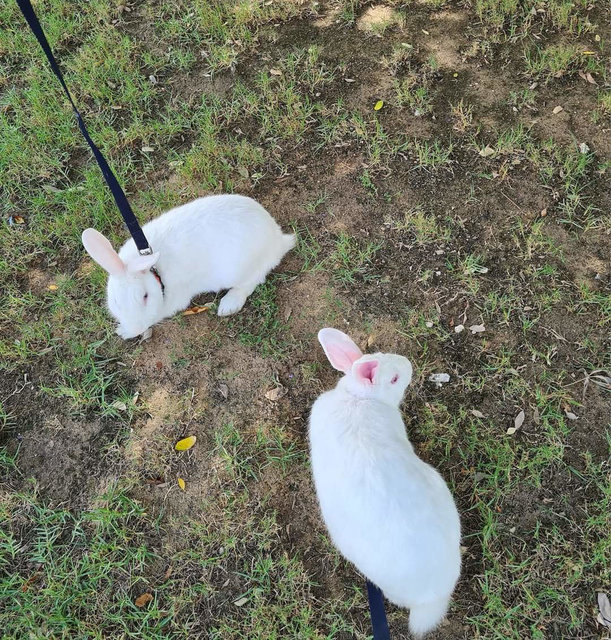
<box><xmin>83</xmin><ymin>194</ymin><xmax>295</xmax><ymax>339</ymax></box>
<box><xmin>309</xmin><ymin>328</ymin><xmax>461</xmax><ymax>636</ymax></box>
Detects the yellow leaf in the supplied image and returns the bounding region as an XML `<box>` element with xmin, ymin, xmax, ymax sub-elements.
<box><xmin>183</xmin><ymin>305</ymin><xmax>210</xmax><ymax>315</ymax></box>
<box><xmin>48</xmin><ymin>284</ymin><xmax>58</xmax><ymax>291</ymax></box>
<box><xmin>175</xmin><ymin>435</ymin><xmax>196</xmax><ymax>451</ymax></box>
<box><xmin>582</xmin><ymin>51</ymin><xmax>595</xmax><ymax>55</ymax></box>
<box><xmin>178</xmin><ymin>478</ymin><xmax>186</xmax><ymax>490</ymax></box>
<box><xmin>13</xmin><ymin>215</ymin><xmax>25</xmax><ymax>224</ymax></box>
<box><xmin>374</xmin><ymin>100</ymin><xmax>384</xmax><ymax>111</ymax></box>
<box><xmin>135</xmin><ymin>593</ymin><xmax>153</xmax><ymax>607</ymax></box>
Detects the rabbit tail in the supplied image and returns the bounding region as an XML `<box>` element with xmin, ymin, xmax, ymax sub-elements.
<box><xmin>408</xmin><ymin>597</ymin><xmax>450</xmax><ymax>637</ymax></box>
<box><xmin>280</xmin><ymin>233</ymin><xmax>296</xmax><ymax>255</ymax></box>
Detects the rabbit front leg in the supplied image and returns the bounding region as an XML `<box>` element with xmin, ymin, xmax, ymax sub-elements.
<box><xmin>217</xmin><ymin>272</ymin><xmax>266</xmax><ymax>316</ymax></box>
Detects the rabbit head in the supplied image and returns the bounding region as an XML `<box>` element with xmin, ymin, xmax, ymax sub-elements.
<box><xmin>82</xmin><ymin>228</ymin><xmax>162</xmax><ymax>339</ymax></box>
<box><xmin>318</xmin><ymin>328</ymin><xmax>412</xmax><ymax>407</ymax></box>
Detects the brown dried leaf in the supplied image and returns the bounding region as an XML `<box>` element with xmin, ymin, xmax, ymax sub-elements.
<box><xmin>265</xmin><ymin>387</ymin><xmax>287</xmax><ymax>401</ymax></box>
<box><xmin>183</xmin><ymin>305</ymin><xmax>210</xmax><ymax>315</ymax></box>
<box><xmin>479</xmin><ymin>146</ymin><xmax>495</xmax><ymax>158</ymax></box>
<box><xmin>470</xmin><ymin>410</ymin><xmax>485</xmax><ymax>419</ymax></box>
<box><xmin>552</xmin><ymin>105</ymin><xmax>564</xmax><ymax>114</ymax></box>
<box><xmin>135</xmin><ymin>592</ymin><xmax>153</xmax><ymax>607</ymax></box>
<box><xmin>507</xmin><ymin>410</ymin><xmax>525</xmax><ymax>435</ymax></box>
<box><xmin>269</xmin><ymin>68</ymin><xmax>282</xmax><ymax>76</ymax></box>
<box><xmin>234</xmin><ymin>596</ymin><xmax>249</xmax><ymax>606</ymax></box>
<box><xmin>218</xmin><ymin>383</ymin><xmax>229</xmax><ymax>400</ymax></box>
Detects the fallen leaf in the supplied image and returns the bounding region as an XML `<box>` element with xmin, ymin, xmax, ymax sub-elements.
<box><xmin>540</xmin><ymin>208</ymin><xmax>547</xmax><ymax>217</ymax></box>
<box><xmin>175</xmin><ymin>436</ymin><xmax>196</xmax><ymax>451</ymax></box>
<box><xmin>42</xmin><ymin>184</ymin><xmax>62</xmax><ymax>193</ymax></box>
<box><xmin>139</xmin><ymin>327</ymin><xmax>153</xmax><ymax>342</ymax></box>
<box><xmin>234</xmin><ymin>596</ymin><xmax>249</xmax><ymax>607</ymax></box>
<box><xmin>47</xmin><ymin>284</ymin><xmax>58</xmax><ymax>291</ymax></box>
<box><xmin>163</xmin><ymin>565</ymin><xmax>173</xmax><ymax>582</ymax></box>
<box><xmin>12</xmin><ymin>215</ymin><xmax>26</xmax><ymax>224</ymax></box>
<box><xmin>421</xmin><ymin>29</ymin><xmax>429</xmax><ymax>35</ymax></box>
<box><xmin>470</xmin><ymin>410</ymin><xmax>485</xmax><ymax>419</ymax></box>
<box><xmin>597</xmin><ymin>593</ymin><xmax>611</xmax><ymax>629</ymax></box>
<box><xmin>564</xmin><ymin>409</ymin><xmax>578</xmax><ymax>420</ymax></box>
<box><xmin>344</xmin><ymin>77</ymin><xmax>356</xmax><ymax>83</ymax></box>
<box><xmin>155</xmin><ymin>361</ymin><xmax>163</xmax><ymax>371</ymax></box>
<box><xmin>141</xmin><ymin>146</ymin><xmax>154</xmax><ymax>153</ymax></box>
<box><xmin>110</xmin><ymin>400</ymin><xmax>127</xmax><ymax>412</ymax></box>
<box><xmin>579</xmin><ymin>142</ymin><xmax>590</xmax><ymax>154</ymax></box>
<box><xmin>479</xmin><ymin>146</ymin><xmax>495</xmax><ymax>158</ymax></box>
<box><xmin>552</xmin><ymin>105</ymin><xmax>564</xmax><ymax>114</ymax></box>
<box><xmin>269</xmin><ymin>68</ymin><xmax>282</xmax><ymax>76</ymax></box>
<box><xmin>218</xmin><ymin>383</ymin><xmax>229</xmax><ymax>400</ymax></box>
<box><xmin>21</xmin><ymin>573</ymin><xmax>41</xmax><ymax>592</ymax></box>
<box><xmin>374</xmin><ymin>100</ymin><xmax>384</xmax><ymax>111</ymax></box>
<box><xmin>469</xmin><ymin>324</ymin><xmax>486</xmax><ymax>334</ymax></box>
<box><xmin>237</xmin><ymin>166</ymin><xmax>249</xmax><ymax>179</ymax></box>
<box><xmin>582</xmin><ymin>50</ymin><xmax>595</xmax><ymax>55</ymax></box>
<box><xmin>586</xmin><ymin>72</ymin><xmax>597</xmax><ymax>85</ymax></box>
<box><xmin>454</xmin><ymin>324</ymin><xmax>465</xmax><ymax>333</ymax></box>
<box><xmin>507</xmin><ymin>410</ymin><xmax>525</xmax><ymax>435</ymax></box>
<box><xmin>135</xmin><ymin>593</ymin><xmax>153</xmax><ymax>607</ymax></box>
<box><xmin>428</xmin><ymin>373</ymin><xmax>450</xmax><ymax>384</ymax></box>
<box><xmin>177</xmin><ymin>478</ymin><xmax>186</xmax><ymax>490</ymax></box>
<box><xmin>183</xmin><ymin>305</ymin><xmax>210</xmax><ymax>315</ymax></box>
<box><xmin>265</xmin><ymin>387</ymin><xmax>288</xmax><ymax>401</ymax></box>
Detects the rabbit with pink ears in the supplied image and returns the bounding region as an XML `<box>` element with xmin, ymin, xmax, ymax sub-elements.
<box><xmin>82</xmin><ymin>194</ymin><xmax>295</xmax><ymax>339</ymax></box>
<box><xmin>309</xmin><ymin>328</ymin><xmax>461</xmax><ymax>636</ymax></box>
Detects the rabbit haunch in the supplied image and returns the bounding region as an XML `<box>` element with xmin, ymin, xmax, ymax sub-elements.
<box><xmin>82</xmin><ymin>194</ymin><xmax>295</xmax><ymax>339</ymax></box>
<box><xmin>309</xmin><ymin>328</ymin><xmax>461</xmax><ymax>636</ymax></box>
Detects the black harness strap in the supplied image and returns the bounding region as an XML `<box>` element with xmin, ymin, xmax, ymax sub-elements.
<box><xmin>16</xmin><ymin>0</ymin><xmax>152</xmax><ymax>255</ymax></box>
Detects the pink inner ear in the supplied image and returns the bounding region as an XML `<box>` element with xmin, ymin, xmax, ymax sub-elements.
<box><xmin>318</xmin><ymin>328</ymin><xmax>363</xmax><ymax>373</ymax></box>
<box><xmin>355</xmin><ymin>360</ymin><xmax>378</xmax><ymax>385</ymax></box>
<box><xmin>81</xmin><ymin>228</ymin><xmax>125</xmax><ymax>276</ymax></box>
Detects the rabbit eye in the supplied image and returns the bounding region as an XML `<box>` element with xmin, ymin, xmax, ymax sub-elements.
<box><xmin>391</xmin><ymin>374</ymin><xmax>399</xmax><ymax>384</ymax></box>
<box><xmin>143</xmin><ymin>293</ymin><xmax>149</xmax><ymax>302</ymax></box>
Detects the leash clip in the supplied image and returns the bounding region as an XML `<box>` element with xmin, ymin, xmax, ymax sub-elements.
<box><xmin>139</xmin><ymin>246</ymin><xmax>153</xmax><ymax>256</ymax></box>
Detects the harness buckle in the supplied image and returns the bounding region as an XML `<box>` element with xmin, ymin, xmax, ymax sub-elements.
<box><xmin>139</xmin><ymin>246</ymin><xmax>153</xmax><ymax>256</ymax></box>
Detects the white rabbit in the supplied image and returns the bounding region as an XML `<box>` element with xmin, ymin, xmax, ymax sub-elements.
<box><xmin>309</xmin><ymin>328</ymin><xmax>461</xmax><ymax>637</ymax></box>
<box><xmin>81</xmin><ymin>194</ymin><xmax>295</xmax><ymax>339</ymax></box>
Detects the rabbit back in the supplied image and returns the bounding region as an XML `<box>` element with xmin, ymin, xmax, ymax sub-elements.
<box><xmin>117</xmin><ymin>194</ymin><xmax>291</xmax><ymax>311</ymax></box>
<box><xmin>309</xmin><ymin>389</ymin><xmax>461</xmax><ymax>607</ymax></box>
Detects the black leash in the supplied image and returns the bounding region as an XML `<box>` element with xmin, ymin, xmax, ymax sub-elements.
<box><xmin>16</xmin><ymin>0</ymin><xmax>153</xmax><ymax>255</ymax></box>
<box><xmin>367</xmin><ymin>580</ymin><xmax>391</xmax><ymax>640</ymax></box>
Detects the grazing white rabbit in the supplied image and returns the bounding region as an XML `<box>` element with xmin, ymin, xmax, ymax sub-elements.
<box><xmin>309</xmin><ymin>328</ymin><xmax>461</xmax><ymax>636</ymax></box>
<box><xmin>82</xmin><ymin>194</ymin><xmax>295</xmax><ymax>339</ymax></box>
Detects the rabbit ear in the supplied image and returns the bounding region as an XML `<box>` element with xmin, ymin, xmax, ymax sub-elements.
<box><xmin>318</xmin><ymin>328</ymin><xmax>363</xmax><ymax>373</ymax></box>
<box><xmin>82</xmin><ymin>228</ymin><xmax>125</xmax><ymax>276</ymax></box>
<box><xmin>355</xmin><ymin>359</ymin><xmax>379</xmax><ymax>385</ymax></box>
<box><xmin>126</xmin><ymin>252</ymin><xmax>160</xmax><ymax>275</ymax></box>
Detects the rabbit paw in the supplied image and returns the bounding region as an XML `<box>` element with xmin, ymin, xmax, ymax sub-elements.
<box><xmin>218</xmin><ymin>288</ymin><xmax>248</xmax><ymax>316</ymax></box>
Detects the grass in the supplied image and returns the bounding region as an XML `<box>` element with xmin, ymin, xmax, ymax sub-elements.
<box><xmin>1</xmin><ymin>0</ymin><xmax>610</xmax><ymax>637</ymax></box>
